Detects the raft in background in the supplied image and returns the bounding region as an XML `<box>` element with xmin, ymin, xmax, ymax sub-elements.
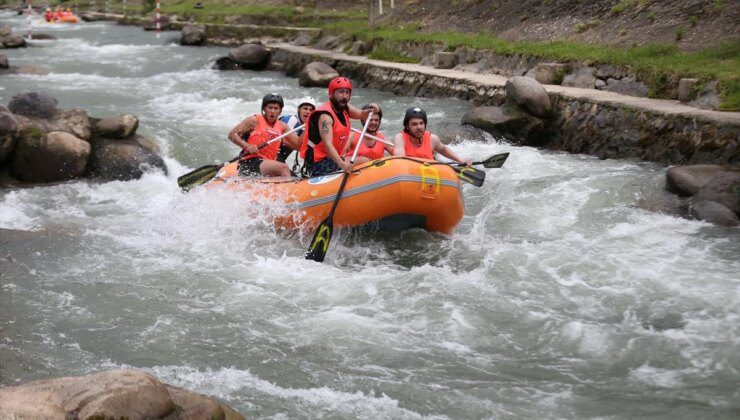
<box><xmin>207</xmin><ymin>156</ymin><xmax>465</xmax><ymax>234</ymax></box>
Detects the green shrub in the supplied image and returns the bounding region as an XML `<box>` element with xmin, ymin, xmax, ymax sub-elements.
<box><xmin>688</xmin><ymin>15</ymin><xmax>698</xmax><ymax>27</ymax></box>
<box><xmin>675</xmin><ymin>27</ymin><xmax>685</xmax><ymax>41</ymax></box>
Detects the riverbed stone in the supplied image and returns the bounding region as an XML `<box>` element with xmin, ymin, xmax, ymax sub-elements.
<box><xmin>689</xmin><ymin>200</ymin><xmax>739</xmax><ymax>227</ymax></box>
<box><xmin>677</xmin><ymin>78</ymin><xmax>699</xmax><ymax>102</ymax></box>
<box><xmin>181</xmin><ymin>23</ymin><xmax>206</xmax><ymax>46</ymax></box>
<box><xmin>31</xmin><ymin>33</ymin><xmax>57</xmax><ymax>40</ymax></box>
<box><xmin>298</xmin><ymin>61</ymin><xmax>338</xmax><ymax>87</ymax></box>
<box><xmin>0</xmin><ymin>25</ymin><xmax>10</xmax><ymax>37</ymax></box>
<box><xmin>14</xmin><ymin>108</ymin><xmax>93</xmax><ymax>142</ymax></box>
<box><xmin>665</xmin><ymin>164</ymin><xmax>725</xmax><ymax>196</ymax></box>
<box><xmin>0</xmin><ymin>105</ymin><xmax>19</xmax><ymax>165</ymax></box>
<box><xmin>437</xmin><ymin>123</ymin><xmax>485</xmax><ymax>145</ymax></box>
<box><xmin>0</xmin><ymin>53</ymin><xmax>7</xmax><ymax>68</ymax></box>
<box><xmin>690</xmin><ymin>81</ymin><xmax>720</xmax><ymax>111</ymax></box>
<box><xmin>694</xmin><ymin>170</ymin><xmax>740</xmax><ymax>214</ymax></box>
<box><xmin>228</xmin><ymin>43</ymin><xmax>270</xmax><ymax>70</ymax></box>
<box><xmin>524</xmin><ymin>62</ymin><xmax>568</xmax><ymax>85</ymax></box>
<box><xmin>433</xmin><ymin>52</ymin><xmax>457</xmax><ymax>69</ymax></box>
<box><xmin>10</xmin><ymin>130</ymin><xmax>90</xmax><ymax>183</ymax></box>
<box><xmin>505</xmin><ymin>76</ymin><xmax>552</xmax><ymax>118</ymax></box>
<box><xmin>89</xmin><ymin>136</ymin><xmax>167</xmax><ymax>181</ymax></box>
<box><xmin>562</xmin><ymin>67</ymin><xmax>596</xmax><ymax>89</ymax></box>
<box><xmin>1</xmin><ymin>34</ymin><xmax>26</xmax><ymax>49</ymax></box>
<box><xmin>8</xmin><ymin>92</ymin><xmax>58</xmax><ymax>119</ymax></box>
<box><xmin>596</xmin><ymin>64</ymin><xmax>630</xmax><ymax>80</ymax></box>
<box><xmin>461</xmin><ymin>104</ymin><xmax>545</xmax><ymax>145</ymax></box>
<box><xmin>0</xmin><ymin>370</ymin><xmax>174</xmax><ymax>419</ymax></box>
<box><xmin>602</xmin><ymin>77</ymin><xmax>649</xmax><ymax>97</ymax></box>
<box><xmin>95</xmin><ymin>114</ymin><xmax>139</xmax><ymax>139</ymax></box>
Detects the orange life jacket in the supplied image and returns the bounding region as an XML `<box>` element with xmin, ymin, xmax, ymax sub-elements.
<box><xmin>241</xmin><ymin>114</ymin><xmax>284</xmax><ymax>161</ymax></box>
<box><xmin>299</xmin><ymin>101</ymin><xmax>350</xmax><ymax>163</ymax></box>
<box><xmin>402</xmin><ymin>131</ymin><xmax>434</xmax><ymax>160</ymax></box>
<box><xmin>347</xmin><ymin>131</ymin><xmax>387</xmax><ymax>161</ymax></box>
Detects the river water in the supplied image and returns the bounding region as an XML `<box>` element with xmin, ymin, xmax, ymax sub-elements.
<box><xmin>1</xmin><ymin>13</ymin><xmax>738</xmax><ymax>419</ymax></box>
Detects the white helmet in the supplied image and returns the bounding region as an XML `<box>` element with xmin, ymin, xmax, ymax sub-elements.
<box><xmin>297</xmin><ymin>96</ymin><xmax>317</xmax><ymax>110</ymax></box>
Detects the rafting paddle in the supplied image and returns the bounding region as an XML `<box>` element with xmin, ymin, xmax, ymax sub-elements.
<box><xmin>305</xmin><ymin>113</ymin><xmax>374</xmax><ymax>263</ymax></box>
<box><xmin>177</xmin><ymin>124</ymin><xmax>305</xmax><ymax>192</ymax></box>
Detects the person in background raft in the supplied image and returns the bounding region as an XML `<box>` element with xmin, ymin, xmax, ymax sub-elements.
<box><xmin>44</xmin><ymin>8</ymin><xmax>54</xmax><ymax>22</ymax></box>
<box><xmin>227</xmin><ymin>93</ymin><xmax>301</xmax><ymax>177</ymax></box>
<box><xmin>343</xmin><ymin>104</ymin><xmax>391</xmax><ymax>165</ymax></box>
<box><xmin>278</xmin><ymin>96</ymin><xmax>316</xmax><ymax>165</ymax></box>
<box><xmin>299</xmin><ymin>77</ymin><xmax>380</xmax><ymax>177</ymax></box>
<box><xmin>393</xmin><ymin>106</ymin><xmax>472</xmax><ymax>166</ymax></box>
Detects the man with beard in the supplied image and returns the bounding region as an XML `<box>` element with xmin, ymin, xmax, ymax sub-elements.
<box><xmin>393</xmin><ymin>106</ymin><xmax>472</xmax><ymax>166</ymax></box>
<box><xmin>300</xmin><ymin>77</ymin><xmax>380</xmax><ymax>177</ymax></box>
<box><xmin>227</xmin><ymin>93</ymin><xmax>302</xmax><ymax>177</ymax></box>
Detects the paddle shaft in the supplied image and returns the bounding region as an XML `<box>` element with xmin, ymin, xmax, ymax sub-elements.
<box><xmin>327</xmin><ymin>113</ymin><xmax>373</xmax><ymax>217</ymax></box>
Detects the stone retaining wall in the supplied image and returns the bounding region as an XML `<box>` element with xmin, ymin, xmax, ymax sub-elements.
<box><xmin>268</xmin><ymin>47</ymin><xmax>739</xmax><ymax>165</ymax></box>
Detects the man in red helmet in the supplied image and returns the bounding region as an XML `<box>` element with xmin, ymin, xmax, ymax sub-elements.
<box><xmin>300</xmin><ymin>77</ymin><xmax>380</xmax><ymax>177</ymax></box>
<box><xmin>227</xmin><ymin>93</ymin><xmax>302</xmax><ymax>177</ymax></box>
<box><xmin>393</xmin><ymin>106</ymin><xmax>471</xmax><ymax>166</ymax></box>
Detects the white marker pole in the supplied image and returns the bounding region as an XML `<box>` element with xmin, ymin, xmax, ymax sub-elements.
<box><xmin>26</xmin><ymin>0</ymin><xmax>32</xmax><ymax>40</ymax></box>
<box><xmin>390</xmin><ymin>0</ymin><xmax>394</xmax><ymax>9</ymax></box>
<box><xmin>156</xmin><ymin>0</ymin><xmax>161</xmax><ymax>38</ymax></box>
<box><xmin>379</xmin><ymin>0</ymin><xmax>382</xmax><ymax>15</ymax></box>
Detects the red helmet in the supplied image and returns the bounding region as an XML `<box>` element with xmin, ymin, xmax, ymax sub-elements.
<box><xmin>328</xmin><ymin>77</ymin><xmax>352</xmax><ymax>97</ymax></box>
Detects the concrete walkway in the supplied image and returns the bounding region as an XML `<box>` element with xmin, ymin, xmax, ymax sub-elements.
<box><xmin>269</xmin><ymin>43</ymin><xmax>740</xmax><ymax>126</ymax></box>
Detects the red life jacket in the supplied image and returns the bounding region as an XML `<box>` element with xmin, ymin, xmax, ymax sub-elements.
<box><xmin>299</xmin><ymin>101</ymin><xmax>350</xmax><ymax>163</ymax></box>
<box><xmin>402</xmin><ymin>131</ymin><xmax>434</xmax><ymax>160</ymax></box>
<box><xmin>241</xmin><ymin>114</ymin><xmax>284</xmax><ymax>161</ymax></box>
<box><xmin>347</xmin><ymin>131</ymin><xmax>387</xmax><ymax>160</ymax></box>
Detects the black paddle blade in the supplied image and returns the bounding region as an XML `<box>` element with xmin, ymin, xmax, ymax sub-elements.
<box><xmin>481</xmin><ymin>152</ymin><xmax>510</xmax><ymax>168</ymax></box>
<box><xmin>305</xmin><ymin>218</ymin><xmax>334</xmax><ymax>262</ymax></box>
<box><xmin>454</xmin><ymin>166</ymin><xmax>486</xmax><ymax>187</ymax></box>
<box><xmin>177</xmin><ymin>165</ymin><xmax>220</xmax><ymax>192</ymax></box>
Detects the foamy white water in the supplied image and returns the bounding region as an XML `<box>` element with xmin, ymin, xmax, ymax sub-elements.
<box><xmin>1</xmin><ymin>12</ymin><xmax>739</xmax><ymax>419</ymax></box>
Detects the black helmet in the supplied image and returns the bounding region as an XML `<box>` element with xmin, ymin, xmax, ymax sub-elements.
<box><xmin>261</xmin><ymin>93</ymin><xmax>284</xmax><ymax>110</ymax></box>
<box><xmin>362</xmin><ymin>103</ymin><xmax>382</xmax><ymax>120</ymax></box>
<box><xmin>403</xmin><ymin>106</ymin><xmax>427</xmax><ymax>128</ymax></box>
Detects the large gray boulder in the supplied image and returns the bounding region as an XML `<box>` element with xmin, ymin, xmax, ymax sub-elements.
<box><xmin>602</xmin><ymin>77</ymin><xmax>649</xmax><ymax>97</ymax></box>
<box><xmin>94</xmin><ymin>114</ymin><xmax>139</xmax><ymax>139</ymax></box>
<box><xmin>461</xmin><ymin>104</ymin><xmax>545</xmax><ymax>145</ymax></box>
<box><xmin>89</xmin><ymin>135</ymin><xmax>167</xmax><ymax>181</ymax></box>
<box><xmin>8</xmin><ymin>92</ymin><xmax>58</xmax><ymax>119</ymax></box>
<box><xmin>10</xmin><ymin>129</ymin><xmax>90</xmax><ymax>183</ymax></box>
<box><xmin>180</xmin><ymin>23</ymin><xmax>206</xmax><ymax>46</ymax></box>
<box><xmin>1</xmin><ymin>34</ymin><xmax>26</xmax><ymax>48</ymax></box>
<box><xmin>666</xmin><ymin>164</ymin><xmax>725</xmax><ymax>196</ymax></box>
<box><xmin>298</xmin><ymin>61</ymin><xmax>338</xmax><ymax>87</ymax></box>
<box><xmin>694</xmin><ymin>170</ymin><xmax>740</xmax><ymax>214</ymax></box>
<box><xmin>505</xmin><ymin>76</ymin><xmax>552</xmax><ymax>118</ymax></box>
<box><xmin>0</xmin><ymin>105</ymin><xmax>19</xmax><ymax>165</ymax></box>
<box><xmin>15</xmin><ymin>108</ymin><xmax>93</xmax><ymax>141</ymax></box>
<box><xmin>0</xmin><ymin>369</ymin><xmax>245</xmax><ymax>420</ymax></box>
<box><xmin>689</xmin><ymin>200</ymin><xmax>739</xmax><ymax>227</ymax></box>
<box><xmin>562</xmin><ymin>67</ymin><xmax>596</xmax><ymax>89</ymax></box>
<box><xmin>433</xmin><ymin>52</ymin><xmax>457</xmax><ymax>69</ymax></box>
<box><xmin>228</xmin><ymin>43</ymin><xmax>270</xmax><ymax>70</ymax></box>
<box><xmin>0</xmin><ymin>370</ymin><xmax>173</xmax><ymax>419</ymax></box>
<box><xmin>690</xmin><ymin>81</ymin><xmax>720</xmax><ymax>111</ymax></box>
<box><xmin>524</xmin><ymin>62</ymin><xmax>569</xmax><ymax>85</ymax></box>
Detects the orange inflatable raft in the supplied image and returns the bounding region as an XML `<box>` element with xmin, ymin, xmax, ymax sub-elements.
<box><xmin>207</xmin><ymin>156</ymin><xmax>465</xmax><ymax>234</ymax></box>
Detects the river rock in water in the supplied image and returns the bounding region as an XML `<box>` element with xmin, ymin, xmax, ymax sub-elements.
<box><xmin>9</xmin><ymin>129</ymin><xmax>91</xmax><ymax>183</ymax></box>
<box><xmin>0</xmin><ymin>369</ymin><xmax>245</xmax><ymax>419</ymax></box>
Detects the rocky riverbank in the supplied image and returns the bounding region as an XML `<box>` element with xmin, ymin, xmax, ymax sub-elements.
<box><xmin>0</xmin><ymin>92</ymin><xmax>167</xmax><ymax>187</ymax></box>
